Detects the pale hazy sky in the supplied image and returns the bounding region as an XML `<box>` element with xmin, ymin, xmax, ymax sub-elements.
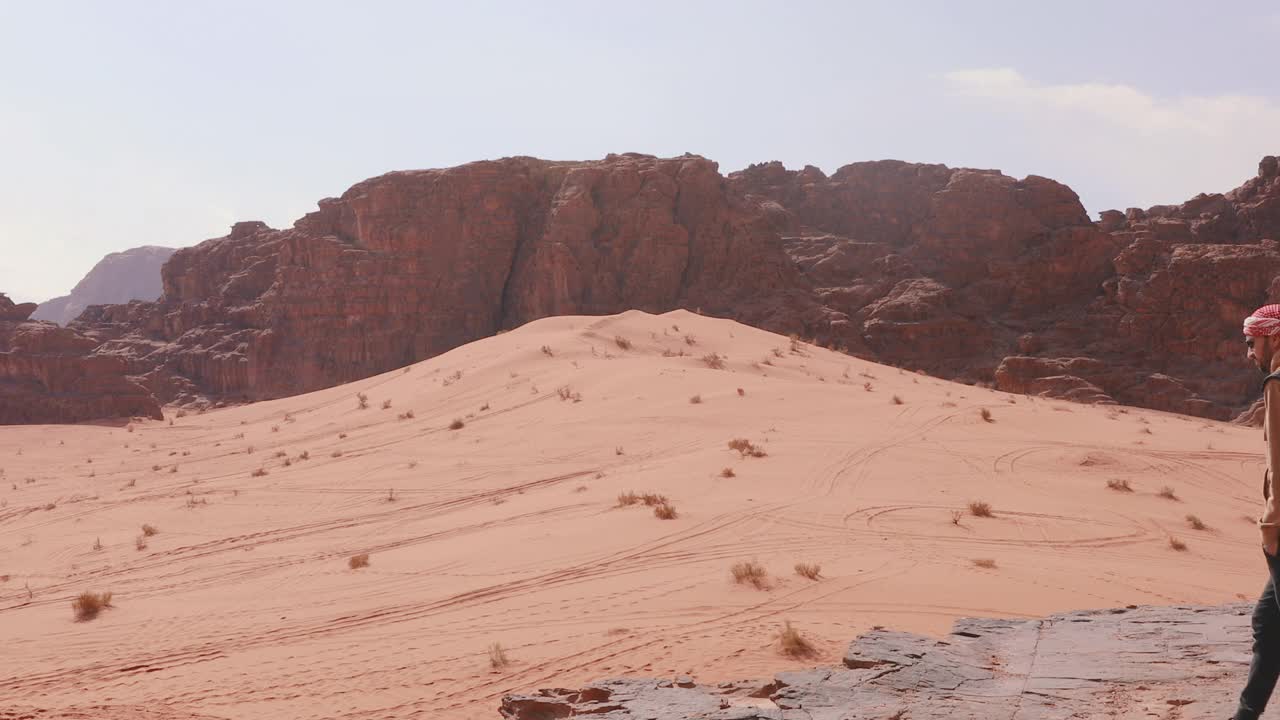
<box><xmin>2</xmin><ymin>1</ymin><xmax>1278</xmax><ymax>302</ymax></box>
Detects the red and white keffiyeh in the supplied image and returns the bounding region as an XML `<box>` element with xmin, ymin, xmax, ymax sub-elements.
<box><xmin>1245</xmin><ymin>304</ymin><xmax>1280</xmax><ymax>336</ymax></box>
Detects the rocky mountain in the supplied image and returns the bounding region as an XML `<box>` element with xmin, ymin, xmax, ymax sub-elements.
<box><xmin>7</xmin><ymin>151</ymin><xmax>1280</xmax><ymax>423</ymax></box>
<box><xmin>0</xmin><ymin>293</ymin><xmax>162</xmax><ymax>424</ymax></box>
<box><xmin>33</xmin><ymin>245</ymin><xmax>176</xmax><ymax>326</ymax></box>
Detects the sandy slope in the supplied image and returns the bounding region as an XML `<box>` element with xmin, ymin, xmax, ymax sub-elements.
<box><xmin>0</xmin><ymin>310</ymin><xmax>1269</xmax><ymax>718</ymax></box>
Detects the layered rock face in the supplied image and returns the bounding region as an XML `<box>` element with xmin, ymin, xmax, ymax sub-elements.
<box><xmin>60</xmin><ymin>152</ymin><xmax>1280</xmax><ymax>419</ymax></box>
<box><xmin>729</xmin><ymin>156</ymin><xmax>1280</xmax><ymax>419</ymax></box>
<box><xmin>0</xmin><ymin>293</ymin><xmax>162</xmax><ymax>424</ymax></box>
<box><xmin>33</xmin><ymin>245</ymin><xmax>176</xmax><ymax>326</ymax></box>
<box><xmin>75</xmin><ymin>155</ymin><xmax>814</xmax><ymax>404</ymax></box>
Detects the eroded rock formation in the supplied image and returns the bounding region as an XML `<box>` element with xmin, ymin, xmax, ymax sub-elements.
<box><xmin>33</xmin><ymin>245</ymin><xmax>177</xmax><ymax>326</ymax></box>
<box><xmin>0</xmin><ymin>293</ymin><xmax>162</xmax><ymax>424</ymax></box>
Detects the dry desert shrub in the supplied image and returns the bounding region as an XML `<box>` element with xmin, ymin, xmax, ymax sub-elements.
<box><xmin>489</xmin><ymin>642</ymin><xmax>510</xmax><ymax>669</ymax></box>
<box><xmin>1186</xmin><ymin>514</ymin><xmax>1208</xmax><ymax>531</ymax></box>
<box><xmin>556</xmin><ymin>386</ymin><xmax>582</xmax><ymax>402</ymax></box>
<box><xmin>731</xmin><ymin>560</ymin><xmax>769</xmax><ymax>589</ymax></box>
<box><xmin>702</xmin><ymin>353</ymin><xmax>726</xmax><ymax>369</ymax></box>
<box><xmin>684</xmin><ymin>334</ymin><xmax>697</xmax><ymax>346</ymax></box>
<box><xmin>330</xmin><ymin>450</ymin><xmax>343</xmax><ymax>458</ymax></box>
<box><xmin>449</xmin><ymin>418</ymin><xmax>465</xmax><ymax>430</ymax></box>
<box><xmin>135</xmin><ymin>535</ymin><xmax>147</xmax><ymax>551</ymax></box>
<box><xmin>778</xmin><ymin>621</ymin><xmax>817</xmax><ymax>658</ymax></box>
<box><xmin>950</xmin><ymin>509</ymin><xmax>964</xmax><ymax>525</ymax></box>
<box><xmin>1158</xmin><ymin>486</ymin><xmax>1179</xmax><ymax>501</ymax></box>
<box><xmin>720</xmin><ymin>467</ymin><xmax>736</xmax><ymax>478</ymax></box>
<box><xmin>614</xmin><ymin>335</ymin><xmax>632</xmax><ymax>350</ymax></box>
<box><xmin>617</xmin><ymin>491</ymin><xmax>641</xmax><ymax>507</ymax></box>
<box><xmin>338</xmin><ymin>432</ymin><xmax>348</xmax><ymax>439</ymax></box>
<box><xmin>348</xmin><ymin>553</ymin><xmax>370</xmax><ymax>569</ymax></box>
<box><xmin>727</xmin><ymin>438</ymin><xmax>767</xmax><ymax>458</ymax></box>
<box><xmin>968</xmin><ymin>501</ymin><xmax>993</xmax><ymax>518</ymax></box>
<box><xmin>737</xmin><ymin>387</ymin><xmax>745</xmax><ymax>396</ymax></box>
<box><xmin>251</xmin><ymin>468</ymin><xmax>268</xmax><ymax>477</ymax></box>
<box><xmin>299</xmin><ymin>450</ymin><xmax>310</xmax><ymax>460</ymax></box>
<box><xmin>615</xmin><ymin>446</ymin><xmax>624</xmax><ymax>456</ymax></box>
<box><xmin>274</xmin><ymin>450</ymin><xmax>287</xmax><ymax>458</ymax></box>
<box><xmin>72</xmin><ymin>591</ymin><xmax>113</xmax><ymax>621</ymax></box>
<box><xmin>689</xmin><ymin>394</ymin><xmax>703</xmax><ymax>404</ymax></box>
<box><xmin>381</xmin><ymin>399</ymin><xmax>392</xmax><ymax>410</ymax></box>
<box><xmin>397</xmin><ymin>410</ymin><xmax>415</xmax><ymax>420</ymax></box>
<box><xmin>1168</xmin><ymin>536</ymin><xmax>1188</xmax><ymax>552</ymax></box>
<box><xmin>794</xmin><ymin>562</ymin><xmax>821</xmax><ymax>580</ymax></box>
<box><xmin>357</xmin><ymin>392</ymin><xmax>369</xmax><ymax>410</ymax></box>
<box><xmin>141</xmin><ymin>524</ymin><xmax>158</xmax><ymax>537</ymax></box>
<box><xmin>653</xmin><ymin>502</ymin><xmax>678</xmax><ymax>520</ymax></box>
<box><xmin>1106</xmin><ymin>478</ymin><xmax>1133</xmax><ymax>492</ymax></box>
<box><xmin>980</xmin><ymin>408</ymin><xmax>994</xmax><ymax>423</ymax></box>
<box><xmin>891</xmin><ymin>395</ymin><xmax>903</xmax><ymax>405</ymax></box>
<box><xmin>972</xmin><ymin>558</ymin><xmax>997</xmax><ymax>569</ymax></box>
<box><xmin>640</xmin><ymin>493</ymin><xmax>668</xmax><ymax>506</ymax></box>
<box><xmin>271</xmin><ymin>425</ymin><xmax>280</xmax><ymax>432</ymax></box>
<box><xmin>540</xmin><ymin>345</ymin><xmax>554</xmax><ymax>357</ymax></box>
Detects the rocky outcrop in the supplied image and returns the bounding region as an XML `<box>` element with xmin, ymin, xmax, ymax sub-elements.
<box><xmin>62</xmin><ymin>152</ymin><xmax>1280</xmax><ymax>419</ymax></box>
<box><xmin>33</xmin><ymin>246</ymin><xmax>176</xmax><ymax>326</ymax></box>
<box><xmin>0</xmin><ymin>294</ymin><xmax>162</xmax><ymax>424</ymax></box>
<box><xmin>74</xmin><ymin>155</ymin><xmax>818</xmax><ymax>405</ymax></box>
<box><xmin>500</xmin><ymin>603</ymin><xmax>1252</xmax><ymax>719</ymax></box>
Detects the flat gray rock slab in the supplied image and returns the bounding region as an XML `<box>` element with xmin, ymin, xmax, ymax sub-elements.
<box><xmin>500</xmin><ymin>603</ymin><xmax>1258</xmax><ymax>719</ymax></box>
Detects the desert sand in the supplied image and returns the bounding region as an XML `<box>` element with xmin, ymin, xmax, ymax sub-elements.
<box><xmin>0</xmin><ymin>310</ymin><xmax>1269</xmax><ymax>718</ymax></box>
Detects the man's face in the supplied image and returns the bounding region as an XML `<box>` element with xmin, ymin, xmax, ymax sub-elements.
<box><xmin>1249</xmin><ymin>334</ymin><xmax>1272</xmax><ymax>374</ymax></box>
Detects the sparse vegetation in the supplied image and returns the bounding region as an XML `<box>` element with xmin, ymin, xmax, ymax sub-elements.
<box><xmin>720</xmin><ymin>467</ymin><xmax>736</xmax><ymax>478</ymax></box>
<box><xmin>135</xmin><ymin>535</ymin><xmax>147</xmax><ymax>551</ymax></box>
<box><xmin>689</xmin><ymin>394</ymin><xmax>703</xmax><ymax>404</ymax></box>
<box><xmin>331</xmin><ymin>450</ymin><xmax>343</xmax><ymax>458</ymax></box>
<box><xmin>271</xmin><ymin>425</ymin><xmax>280</xmax><ymax>433</ymax></box>
<box><xmin>778</xmin><ymin>621</ymin><xmax>817</xmax><ymax>658</ymax></box>
<box><xmin>1168</xmin><ymin>536</ymin><xmax>1188</xmax><ymax>552</ymax></box>
<box><xmin>737</xmin><ymin>387</ymin><xmax>745</xmax><ymax>396</ymax></box>
<box><xmin>141</xmin><ymin>524</ymin><xmax>158</xmax><ymax>537</ymax></box>
<box><xmin>1106</xmin><ymin>478</ymin><xmax>1133</xmax><ymax>492</ymax></box>
<box><xmin>702</xmin><ymin>353</ymin><xmax>725</xmax><ymax>370</ymax></box>
<box><xmin>251</xmin><ymin>468</ymin><xmax>268</xmax><ymax>477</ymax></box>
<box><xmin>731</xmin><ymin>560</ymin><xmax>769</xmax><ymax>589</ymax></box>
<box><xmin>615</xmin><ymin>446</ymin><xmax>624</xmax><ymax>456</ymax></box>
<box><xmin>614</xmin><ymin>335</ymin><xmax>632</xmax><ymax>350</ymax></box>
<box><xmin>972</xmin><ymin>558</ymin><xmax>997</xmax><ymax>569</ymax></box>
<box><xmin>382</xmin><ymin>399</ymin><xmax>392</xmax><ymax>410</ymax></box>
<box><xmin>72</xmin><ymin>591</ymin><xmax>113</xmax><ymax>621</ymax></box>
<box><xmin>617</xmin><ymin>491</ymin><xmax>641</xmax><ymax>507</ymax></box>
<box><xmin>1186</xmin><ymin>514</ymin><xmax>1208</xmax><ymax>531</ymax></box>
<box><xmin>540</xmin><ymin>345</ymin><xmax>554</xmax><ymax>357</ymax></box>
<box><xmin>386</xmin><ymin>488</ymin><xmax>397</xmax><ymax>502</ymax></box>
<box><xmin>92</xmin><ymin>537</ymin><xmax>103</xmax><ymax>551</ymax></box>
<box><xmin>794</xmin><ymin>562</ymin><xmax>821</xmax><ymax>580</ymax></box>
<box><xmin>950</xmin><ymin>510</ymin><xmax>964</xmax><ymax>525</ymax></box>
<box><xmin>684</xmin><ymin>334</ymin><xmax>697</xmax><ymax>346</ymax></box>
<box><xmin>863</xmin><ymin>382</ymin><xmax>873</xmax><ymax>392</ymax></box>
<box><xmin>641</xmin><ymin>493</ymin><xmax>669</xmax><ymax>506</ymax></box>
<box><xmin>449</xmin><ymin>418</ymin><xmax>465</xmax><ymax>430</ymax></box>
<box><xmin>488</xmin><ymin>642</ymin><xmax>510</xmax><ymax>669</ymax></box>
<box><xmin>348</xmin><ymin>553</ymin><xmax>370</xmax><ymax>569</ymax></box>
<box><xmin>357</xmin><ymin>392</ymin><xmax>369</xmax><ymax>409</ymax></box>
<box><xmin>397</xmin><ymin>410</ymin><xmax>415</xmax><ymax>420</ymax></box>
<box><xmin>1158</xmin><ymin>486</ymin><xmax>1179</xmax><ymax>501</ymax></box>
<box><xmin>653</xmin><ymin>502</ymin><xmax>678</xmax><ymax>520</ymax></box>
<box><xmin>727</xmin><ymin>438</ymin><xmax>767</xmax><ymax>458</ymax></box>
<box><xmin>556</xmin><ymin>386</ymin><xmax>582</xmax><ymax>402</ymax></box>
<box><xmin>891</xmin><ymin>395</ymin><xmax>903</xmax><ymax>405</ymax></box>
<box><xmin>980</xmin><ymin>408</ymin><xmax>994</xmax><ymax>423</ymax></box>
<box><xmin>968</xmin><ymin>501</ymin><xmax>993</xmax><ymax>518</ymax></box>
<box><xmin>299</xmin><ymin>450</ymin><xmax>310</xmax><ymax>460</ymax></box>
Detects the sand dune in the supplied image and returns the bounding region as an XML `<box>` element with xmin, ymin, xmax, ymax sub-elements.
<box><xmin>0</xmin><ymin>310</ymin><xmax>1268</xmax><ymax>718</ymax></box>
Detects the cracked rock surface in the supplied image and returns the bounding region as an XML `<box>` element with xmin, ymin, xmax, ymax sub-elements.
<box><xmin>501</xmin><ymin>603</ymin><xmax>1255</xmax><ymax>719</ymax></box>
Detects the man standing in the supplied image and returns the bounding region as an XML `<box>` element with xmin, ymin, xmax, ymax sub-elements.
<box><xmin>1236</xmin><ymin>304</ymin><xmax>1280</xmax><ymax>720</ymax></box>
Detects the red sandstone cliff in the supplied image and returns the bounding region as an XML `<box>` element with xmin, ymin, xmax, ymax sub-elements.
<box><xmin>29</xmin><ymin>152</ymin><xmax>1280</xmax><ymax>422</ymax></box>
<box><xmin>0</xmin><ymin>293</ymin><xmax>162</xmax><ymax>424</ymax></box>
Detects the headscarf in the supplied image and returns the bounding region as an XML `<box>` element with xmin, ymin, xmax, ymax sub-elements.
<box><xmin>1244</xmin><ymin>304</ymin><xmax>1280</xmax><ymax>336</ymax></box>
